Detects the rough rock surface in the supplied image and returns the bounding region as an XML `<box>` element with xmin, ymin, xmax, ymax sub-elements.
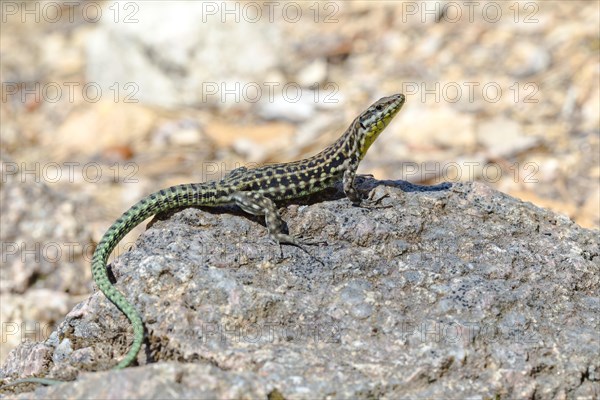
<box><xmin>0</xmin><ymin>157</ymin><xmax>96</xmax><ymax>363</ymax></box>
<box><xmin>1</xmin><ymin>180</ymin><xmax>598</xmax><ymax>399</ymax></box>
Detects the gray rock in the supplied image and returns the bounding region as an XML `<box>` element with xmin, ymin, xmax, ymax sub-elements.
<box><xmin>0</xmin><ymin>158</ymin><xmax>93</xmax><ymax>294</ymax></box>
<box><xmin>257</xmin><ymin>92</ymin><xmax>318</xmax><ymax>123</ymax></box>
<box><xmin>1</xmin><ymin>180</ymin><xmax>598</xmax><ymax>399</ymax></box>
<box><xmin>0</xmin><ymin>156</ymin><xmax>95</xmax><ymax>363</ymax></box>
<box><xmin>87</xmin><ymin>1</ymin><xmax>284</xmax><ymax>108</ymax></box>
<box><xmin>296</xmin><ymin>59</ymin><xmax>328</xmax><ymax>87</ymax></box>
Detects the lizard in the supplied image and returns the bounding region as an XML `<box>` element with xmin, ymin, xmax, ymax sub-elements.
<box><xmin>2</xmin><ymin>93</ymin><xmax>405</xmax><ymax>388</ymax></box>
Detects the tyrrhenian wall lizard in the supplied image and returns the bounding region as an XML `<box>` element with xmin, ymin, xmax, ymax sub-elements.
<box><xmin>3</xmin><ymin>93</ymin><xmax>405</xmax><ymax>387</ymax></box>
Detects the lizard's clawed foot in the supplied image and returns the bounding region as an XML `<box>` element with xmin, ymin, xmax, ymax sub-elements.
<box><xmin>278</xmin><ymin>242</ymin><xmax>325</xmax><ymax>266</ymax></box>
<box><xmin>297</xmin><ymin>237</ymin><xmax>328</xmax><ymax>247</ymax></box>
<box><xmin>352</xmin><ymin>193</ymin><xmax>392</xmax><ymax>209</ymax></box>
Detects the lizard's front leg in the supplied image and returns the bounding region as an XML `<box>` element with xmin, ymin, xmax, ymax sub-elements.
<box><xmin>343</xmin><ymin>167</ymin><xmax>363</xmax><ymax>206</ymax></box>
<box><xmin>343</xmin><ymin>165</ymin><xmax>389</xmax><ymax>208</ymax></box>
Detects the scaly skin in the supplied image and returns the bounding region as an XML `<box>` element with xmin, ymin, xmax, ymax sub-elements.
<box><xmin>3</xmin><ymin>93</ymin><xmax>405</xmax><ymax>388</ymax></box>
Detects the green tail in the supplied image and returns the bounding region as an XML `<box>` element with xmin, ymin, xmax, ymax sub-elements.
<box><xmin>91</xmin><ymin>182</ymin><xmax>214</xmax><ymax>369</ymax></box>
<box><xmin>1</xmin><ymin>183</ymin><xmax>217</xmax><ymax>389</ymax></box>
<box><xmin>0</xmin><ymin>377</ymin><xmax>67</xmax><ymax>388</ymax></box>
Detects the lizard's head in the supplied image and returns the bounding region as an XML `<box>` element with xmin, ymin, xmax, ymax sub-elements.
<box><xmin>356</xmin><ymin>93</ymin><xmax>405</xmax><ymax>159</ymax></box>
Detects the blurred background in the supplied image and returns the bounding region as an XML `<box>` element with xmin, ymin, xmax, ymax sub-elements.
<box><xmin>1</xmin><ymin>1</ymin><xmax>598</xmax><ymax>363</ymax></box>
